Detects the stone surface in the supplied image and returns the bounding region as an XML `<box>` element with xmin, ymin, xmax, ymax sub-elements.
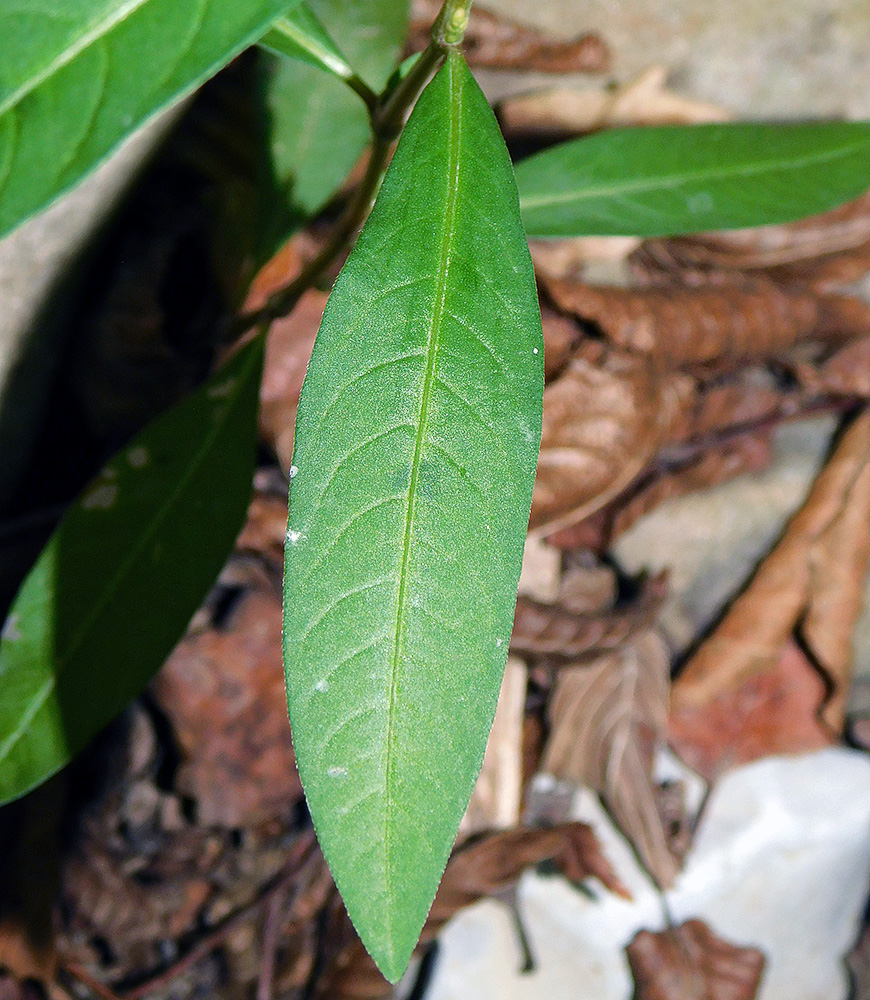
<box><xmin>424</xmin><ymin>750</ymin><xmax>870</xmax><ymax>1000</ymax></box>
<box><xmin>481</xmin><ymin>0</ymin><xmax>870</xmax><ymax>119</ymax></box>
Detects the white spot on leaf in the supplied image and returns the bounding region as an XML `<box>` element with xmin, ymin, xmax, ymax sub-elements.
<box><xmin>286</xmin><ymin>528</ymin><xmax>306</xmax><ymax>546</ymax></box>
<box><xmin>82</xmin><ymin>483</ymin><xmax>118</xmax><ymax>510</ymax></box>
<box><xmin>289</xmin><ymin>465</ymin><xmax>299</xmax><ymax>479</ymax></box>
<box><xmin>533</xmin><ymin>347</ymin><xmax>539</xmax><ymax>354</ymax></box>
<box><xmin>327</xmin><ymin>766</ymin><xmax>347</xmax><ymax>778</ymax></box>
<box><xmin>2</xmin><ymin>615</ymin><xmax>21</xmax><ymax>642</ymax></box>
<box><xmin>127</xmin><ymin>446</ymin><xmax>150</xmax><ymax>468</ymax></box>
<box><xmin>495</xmin><ymin>638</ymin><xmax>503</xmax><ymax>648</ymax></box>
<box><xmin>315</xmin><ymin>679</ymin><xmax>329</xmax><ymax>693</ymax></box>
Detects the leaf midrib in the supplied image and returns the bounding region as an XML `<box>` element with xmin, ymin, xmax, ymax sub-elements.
<box><xmin>0</xmin><ymin>0</ymin><xmax>150</xmax><ymax>117</ymax></box>
<box><xmin>0</xmin><ymin>342</ymin><xmax>260</xmax><ymax>768</ymax></box>
<box><xmin>518</xmin><ymin>138</ymin><xmax>870</xmax><ymax>213</ymax></box>
<box><xmin>383</xmin><ymin>55</ymin><xmax>462</xmax><ymax>930</ymax></box>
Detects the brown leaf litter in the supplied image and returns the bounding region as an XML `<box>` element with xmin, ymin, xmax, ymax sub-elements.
<box><xmin>409</xmin><ymin>0</ymin><xmax>609</xmax><ymax>74</ymax></box>
<box><xmin>632</xmin><ymin>190</ymin><xmax>870</xmax><ymax>292</ymax></box>
<box><xmin>626</xmin><ymin>919</ymin><xmax>766</xmax><ymax>1000</ymax></box>
<box><xmin>499</xmin><ymin>65</ymin><xmax>733</xmax><ymax>140</ymax></box>
<box><xmin>542</xmin><ymin>629</ymin><xmax>680</xmax><ymax>888</ymax></box>
<box><xmin>670</xmin><ymin>409</ymin><xmax>870</xmax><ymax>779</ymax></box>
<box><xmin>531</xmin><ymin>341</ymin><xmax>694</xmax><ymax>533</ymax></box>
<box><xmin>542</xmin><ymin>273</ymin><xmax>870</xmax><ymax>369</ymax></box>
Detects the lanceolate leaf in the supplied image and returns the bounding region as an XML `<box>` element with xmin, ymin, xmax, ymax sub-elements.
<box><xmin>260</xmin><ymin>3</ymin><xmax>356</xmax><ymax>82</ymax></box>
<box><xmin>0</xmin><ymin>0</ymin><xmax>300</xmax><ymax>239</ymax></box>
<box><xmin>0</xmin><ymin>337</ymin><xmax>264</xmax><ymax>804</ymax></box>
<box><xmin>283</xmin><ymin>53</ymin><xmax>543</xmax><ymax>981</ymax></box>
<box><xmin>515</xmin><ymin>122</ymin><xmax>870</xmax><ymax>238</ymax></box>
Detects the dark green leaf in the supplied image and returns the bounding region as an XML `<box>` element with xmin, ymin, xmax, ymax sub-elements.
<box><xmin>260</xmin><ymin>3</ymin><xmax>356</xmax><ymax>82</ymax></box>
<box><xmin>0</xmin><ymin>337</ymin><xmax>264</xmax><ymax>804</ymax></box>
<box><xmin>515</xmin><ymin>122</ymin><xmax>870</xmax><ymax>237</ymax></box>
<box><xmin>0</xmin><ymin>0</ymin><xmax>300</xmax><ymax>239</ymax></box>
<box><xmin>263</xmin><ymin>0</ymin><xmax>409</xmax><ymax>221</ymax></box>
<box><xmin>283</xmin><ymin>53</ymin><xmax>543</xmax><ymax>982</ymax></box>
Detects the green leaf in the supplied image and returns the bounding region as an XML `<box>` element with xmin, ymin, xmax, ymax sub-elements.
<box><xmin>0</xmin><ymin>0</ymin><xmax>301</xmax><ymax>239</ymax></box>
<box><xmin>515</xmin><ymin>122</ymin><xmax>870</xmax><ymax>237</ymax></box>
<box><xmin>263</xmin><ymin>0</ymin><xmax>409</xmax><ymax>221</ymax></box>
<box><xmin>260</xmin><ymin>3</ymin><xmax>356</xmax><ymax>82</ymax></box>
<box><xmin>283</xmin><ymin>53</ymin><xmax>543</xmax><ymax>982</ymax></box>
<box><xmin>0</xmin><ymin>336</ymin><xmax>264</xmax><ymax>804</ymax></box>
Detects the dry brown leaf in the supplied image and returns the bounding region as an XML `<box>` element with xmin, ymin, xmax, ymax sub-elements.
<box><xmin>531</xmin><ymin>342</ymin><xmax>694</xmax><ymax>533</ymax></box>
<box><xmin>671</xmin><ymin>408</ymin><xmax>870</xmax><ymax>768</ymax></box>
<box><xmin>793</xmin><ymin>337</ymin><xmax>870</xmax><ymax>399</ymax></box>
<box><xmin>543</xmin><ymin>275</ymin><xmax>870</xmax><ymax>369</ymax></box>
<box><xmin>258</xmin><ymin>288</ymin><xmax>325</xmax><ymax>471</ymax></box>
<box><xmin>632</xmin><ymin>190</ymin><xmax>870</xmax><ymax>291</ymax></box>
<box><xmin>542</xmin><ymin>631</ymin><xmax>679</xmax><ymax>888</ymax></box>
<box><xmin>153</xmin><ymin>553</ymin><xmax>303</xmax><ymax>827</ymax></box>
<box><xmin>669</xmin><ymin>641</ymin><xmax>835</xmax><ymax>780</ymax></box>
<box><xmin>626</xmin><ymin>919</ymin><xmax>766</xmax><ymax>1000</ymax></box>
<box><xmin>541</xmin><ymin>303</ymin><xmax>582</xmax><ymax>381</ymax></box>
<box><xmin>409</xmin><ymin>0</ymin><xmax>609</xmax><ymax>73</ymax></box>
<box><xmin>459</xmin><ymin>656</ymin><xmax>527</xmax><ymax>838</ymax></box>
<box><xmin>499</xmin><ymin>66</ymin><xmax>732</xmax><ymax>139</ymax></box>
<box><xmin>511</xmin><ymin>578</ymin><xmax>666</xmax><ymax>660</ymax></box>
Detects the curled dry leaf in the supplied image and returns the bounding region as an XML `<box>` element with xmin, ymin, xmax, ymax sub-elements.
<box><xmin>633</xmin><ymin>190</ymin><xmax>870</xmax><ymax>291</ymax></box>
<box><xmin>793</xmin><ymin>336</ymin><xmax>870</xmax><ymax>399</ymax></box>
<box><xmin>671</xmin><ymin>409</ymin><xmax>870</xmax><ymax>777</ymax></box>
<box><xmin>626</xmin><ymin>919</ymin><xmax>765</xmax><ymax>1000</ymax></box>
<box><xmin>500</xmin><ymin>65</ymin><xmax>732</xmax><ymax>140</ymax></box>
<box><xmin>531</xmin><ymin>342</ymin><xmax>694</xmax><ymax>533</ymax></box>
<box><xmin>542</xmin><ymin>630</ymin><xmax>680</xmax><ymax>888</ymax></box>
<box><xmin>542</xmin><ymin>274</ymin><xmax>870</xmax><ymax>369</ymax></box>
<box><xmin>541</xmin><ymin>303</ymin><xmax>583</xmax><ymax>381</ymax></box>
<box><xmin>511</xmin><ymin>577</ymin><xmax>666</xmax><ymax>660</ymax></box>
<box><xmin>409</xmin><ymin>0</ymin><xmax>609</xmax><ymax>73</ymax></box>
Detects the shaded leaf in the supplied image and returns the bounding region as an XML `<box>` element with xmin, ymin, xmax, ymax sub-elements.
<box><xmin>260</xmin><ymin>3</ymin><xmax>356</xmax><ymax>82</ymax></box>
<box><xmin>409</xmin><ymin>0</ymin><xmax>609</xmax><ymax>74</ymax></box>
<box><xmin>282</xmin><ymin>54</ymin><xmax>543</xmax><ymax>982</ymax></box>
<box><xmin>626</xmin><ymin>919</ymin><xmax>765</xmax><ymax>1000</ymax></box>
<box><xmin>0</xmin><ymin>337</ymin><xmax>264</xmax><ymax>804</ymax></box>
<box><xmin>542</xmin><ymin>274</ymin><xmax>870</xmax><ymax>368</ymax></box>
<box><xmin>263</xmin><ymin>0</ymin><xmax>409</xmax><ymax>223</ymax></box>
<box><xmin>0</xmin><ymin>0</ymin><xmax>300</xmax><ymax>239</ymax></box>
<box><xmin>671</xmin><ymin>408</ymin><xmax>870</xmax><ymax>777</ymax></box>
<box><xmin>542</xmin><ymin>631</ymin><xmax>679</xmax><ymax>888</ymax></box>
<box><xmin>515</xmin><ymin>122</ymin><xmax>870</xmax><ymax>238</ymax></box>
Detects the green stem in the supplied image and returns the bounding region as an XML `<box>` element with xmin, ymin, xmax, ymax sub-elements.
<box><xmin>236</xmin><ymin>0</ymin><xmax>475</xmax><ymax>333</ymax></box>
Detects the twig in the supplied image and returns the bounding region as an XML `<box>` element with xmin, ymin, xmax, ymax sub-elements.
<box><xmin>256</xmin><ymin>885</ymin><xmax>287</xmax><ymax>1000</ymax></box>
<box><xmin>60</xmin><ymin>965</ymin><xmax>124</xmax><ymax>1000</ymax></box>
<box><xmin>116</xmin><ymin>830</ymin><xmax>317</xmax><ymax>1000</ymax></box>
<box><xmin>233</xmin><ymin>0</ymin><xmax>476</xmax><ymax>335</ymax></box>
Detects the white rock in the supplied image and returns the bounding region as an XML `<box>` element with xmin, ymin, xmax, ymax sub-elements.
<box><xmin>423</xmin><ymin>750</ymin><xmax>870</xmax><ymax>1000</ymax></box>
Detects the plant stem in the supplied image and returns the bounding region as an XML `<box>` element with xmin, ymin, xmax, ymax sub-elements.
<box><xmin>236</xmin><ymin>0</ymin><xmax>475</xmax><ymax>333</ymax></box>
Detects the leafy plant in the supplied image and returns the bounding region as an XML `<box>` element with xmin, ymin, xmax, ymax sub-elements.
<box><xmin>1</xmin><ymin>0</ymin><xmax>870</xmax><ymax>983</ymax></box>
